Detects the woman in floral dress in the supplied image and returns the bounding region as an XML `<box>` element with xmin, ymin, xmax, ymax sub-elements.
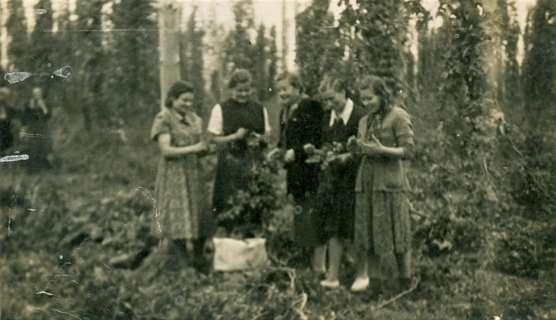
<box><xmin>151</xmin><ymin>81</ymin><xmax>211</xmax><ymax>264</ymax></box>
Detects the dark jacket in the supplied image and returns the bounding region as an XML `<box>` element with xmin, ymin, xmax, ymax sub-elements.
<box><xmin>278</xmin><ymin>98</ymin><xmax>323</xmax><ymax>201</ymax></box>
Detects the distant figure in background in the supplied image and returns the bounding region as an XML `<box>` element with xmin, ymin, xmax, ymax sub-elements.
<box><xmin>275</xmin><ymin>72</ymin><xmax>325</xmax><ymax>273</ymax></box>
<box><xmin>208</xmin><ymin>69</ymin><xmax>271</xmax><ymax>235</ymax></box>
<box><xmin>150</xmin><ymin>80</ymin><xmax>212</xmax><ymax>268</ymax></box>
<box><xmin>20</xmin><ymin>87</ymin><xmax>51</xmax><ymax>171</ymax></box>
<box><xmin>0</xmin><ymin>87</ymin><xmax>17</xmax><ymax>155</ymax></box>
<box><xmin>348</xmin><ymin>76</ymin><xmax>415</xmax><ymax>294</ymax></box>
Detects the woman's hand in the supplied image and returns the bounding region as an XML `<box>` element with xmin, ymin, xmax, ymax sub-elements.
<box><xmin>358</xmin><ymin>135</ymin><xmax>384</xmax><ymax>156</ymax></box>
<box><xmin>37</xmin><ymin>99</ymin><xmax>48</xmax><ymax>115</ymax></box>
<box><xmin>234</xmin><ymin>128</ymin><xmax>248</xmax><ymax>140</ymax></box>
<box><xmin>303</xmin><ymin>143</ymin><xmax>316</xmax><ymax>155</ymax></box>
<box><xmin>194</xmin><ymin>141</ymin><xmax>209</xmax><ymax>153</ymax></box>
<box><xmin>346</xmin><ymin>136</ymin><xmax>359</xmax><ymax>153</ymax></box>
<box><xmin>284</xmin><ymin>149</ymin><xmax>295</xmax><ymax>163</ymax></box>
<box><xmin>331</xmin><ymin>153</ymin><xmax>351</xmax><ymax>164</ymax></box>
<box><xmin>266</xmin><ymin>147</ymin><xmax>283</xmax><ymax>162</ymax></box>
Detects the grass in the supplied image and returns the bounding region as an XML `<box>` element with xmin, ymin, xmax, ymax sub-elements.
<box><xmin>0</xmin><ymin>109</ymin><xmax>554</xmax><ymax>320</ymax></box>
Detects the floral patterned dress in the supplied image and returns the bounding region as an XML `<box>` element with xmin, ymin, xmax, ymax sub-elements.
<box><xmin>354</xmin><ymin>106</ymin><xmax>414</xmax><ymax>277</ymax></box>
<box><xmin>150</xmin><ymin>109</ymin><xmax>210</xmax><ymax>240</ymax></box>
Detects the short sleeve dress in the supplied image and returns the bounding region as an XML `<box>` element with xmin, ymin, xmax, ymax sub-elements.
<box><xmin>150</xmin><ymin>109</ymin><xmax>211</xmax><ymax>240</ymax></box>
<box><xmin>354</xmin><ymin>106</ymin><xmax>415</xmax><ymax>263</ymax></box>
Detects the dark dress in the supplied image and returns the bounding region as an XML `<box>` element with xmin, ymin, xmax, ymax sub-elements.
<box><xmin>20</xmin><ymin>101</ymin><xmax>51</xmax><ymax>171</ymax></box>
<box><xmin>212</xmin><ymin>99</ymin><xmax>266</xmax><ymax>228</ymax></box>
<box><xmin>314</xmin><ymin>103</ymin><xmax>365</xmax><ymax>243</ymax></box>
<box><xmin>0</xmin><ymin>103</ymin><xmax>16</xmax><ymax>154</ymax></box>
<box><xmin>278</xmin><ymin>98</ymin><xmax>323</xmax><ymax>246</ymax></box>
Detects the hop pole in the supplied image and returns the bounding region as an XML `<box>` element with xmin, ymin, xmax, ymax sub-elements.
<box><xmin>158</xmin><ymin>0</ymin><xmax>181</xmax><ymax>110</ymax></box>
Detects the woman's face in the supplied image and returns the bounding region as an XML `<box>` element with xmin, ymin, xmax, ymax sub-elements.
<box><xmin>277</xmin><ymin>80</ymin><xmax>300</xmax><ymax>107</ymax></box>
<box><xmin>172</xmin><ymin>92</ymin><xmax>194</xmax><ymax>114</ymax></box>
<box><xmin>32</xmin><ymin>88</ymin><xmax>43</xmax><ymax>100</ymax></box>
<box><xmin>231</xmin><ymin>82</ymin><xmax>252</xmax><ymax>104</ymax></box>
<box><xmin>320</xmin><ymin>88</ymin><xmax>346</xmax><ymax>114</ymax></box>
<box><xmin>360</xmin><ymin>88</ymin><xmax>381</xmax><ymax>113</ymax></box>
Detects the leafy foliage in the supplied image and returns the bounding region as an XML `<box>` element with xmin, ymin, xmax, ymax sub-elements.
<box><xmin>181</xmin><ymin>6</ymin><xmax>207</xmax><ymax>116</ymax></box>
<box><xmin>109</xmin><ymin>0</ymin><xmax>159</xmax><ymax>118</ymax></box>
<box><xmin>295</xmin><ymin>0</ymin><xmax>342</xmax><ymax>96</ymax></box>
<box><xmin>5</xmin><ymin>0</ymin><xmax>28</xmax><ymax>71</ymax></box>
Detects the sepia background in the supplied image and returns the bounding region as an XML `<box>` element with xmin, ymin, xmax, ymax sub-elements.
<box><xmin>0</xmin><ymin>0</ymin><xmax>554</xmax><ymax>319</ymax></box>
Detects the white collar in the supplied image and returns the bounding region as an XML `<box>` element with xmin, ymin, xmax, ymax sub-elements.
<box><xmin>329</xmin><ymin>98</ymin><xmax>354</xmax><ymax>126</ymax></box>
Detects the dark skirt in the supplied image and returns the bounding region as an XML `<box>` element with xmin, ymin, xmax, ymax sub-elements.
<box><xmin>286</xmin><ymin>161</ymin><xmax>320</xmax><ymax>202</ymax></box>
<box><xmin>291</xmin><ymin>191</ymin><xmax>320</xmax><ymax>247</ymax></box>
<box><xmin>313</xmin><ymin>174</ymin><xmax>355</xmax><ymax>243</ymax></box>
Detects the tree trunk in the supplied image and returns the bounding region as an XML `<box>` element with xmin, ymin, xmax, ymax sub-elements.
<box><xmin>158</xmin><ymin>0</ymin><xmax>181</xmax><ymax>110</ymax></box>
<box><xmin>482</xmin><ymin>0</ymin><xmax>503</xmax><ymax>101</ymax></box>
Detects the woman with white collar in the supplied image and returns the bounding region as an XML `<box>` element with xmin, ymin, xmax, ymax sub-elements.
<box><xmin>312</xmin><ymin>75</ymin><xmax>365</xmax><ymax>288</ymax></box>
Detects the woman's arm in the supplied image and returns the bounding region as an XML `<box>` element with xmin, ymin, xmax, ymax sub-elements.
<box><xmin>381</xmin><ymin>110</ymin><xmax>415</xmax><ymax>160</ymax></box>
<box><xmin>209</xmin><ymin>129</ymin><xmax>246</xmax><ymax>144</ymax></box>
<box><xmin>157</xmin><ymin>134</ymin><xmax>206</xmax><ymax>159</ymax></box>
<box><xmin>207</xmin><ymin>103</ymin><xmax>247</xmax><ymax>145</ymax></box>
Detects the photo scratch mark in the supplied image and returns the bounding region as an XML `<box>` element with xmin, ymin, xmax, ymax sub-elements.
<box><xmin>4</xmin><ymin>72</ymin><xmax>32</xmax><ymax>84</ymax></box>
<box><xmin>7</xmin><ymin>217</ymin><xmax>13</xmax><ymax>237</ymax></box>
<box><xmin>134</xmin><ymin>187</ymin><xmax>160</xmax><ymax>233</ymax></box>
<box><xmin>53</xmin><ymin>66</ymin><xmax>72</xmax><ymax>79</ymax></box>
<box><xmin>52</xmin><ymin>308</ymin><xmax>82</xmax><ymax>320</ymax></box>
<box><xmin>3</xmin><ymin>66</ymin><xmax>72</xmax><ymax>84</ymax></box>
<box><xmin>0</xmin><ymin>154</ymin><xmax>29</xmax><ymax>163</ymax></box>
<box><xmin>35</xmin><ymin>290</ymin><xmax>54</xmax><ymax>297</ymax></box>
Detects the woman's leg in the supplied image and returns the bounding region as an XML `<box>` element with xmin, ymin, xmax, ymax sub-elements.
<box><xmin>350</xmin><ymin>249</ymin><xmax>369</xmax><ymax>292</ymax></box>
<box><xmin>395</xmin><ymin>250</ymin><xmax>412</xmax><ymax>289</ymax></box>
<box><xmin>321</xmin><ymin>237</ymin><xmax>342</xmax><ymax>287</ymax></box>
<box><xmin>312</xmin><ymin>245</ymin><xmax>326</xmax><ymax>273</ymax></box>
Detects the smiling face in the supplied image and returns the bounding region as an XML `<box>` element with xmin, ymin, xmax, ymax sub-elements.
<box><xmin>277</xmin><ymin>80</ymin><xmax>300</xmax><ymax>107</ymax></box>
<box><xmin>231</xmin><ymin>82</ymin><xmax>252</xmax><ymax>104</ymax></box>
<box><xmin>172</xmin><ymin>92</ymin><xmax>194</xmax><ymax>114</ymax></box>
<box><xmin>360</xmin><ymin>88</ymin><xmax>382</xmax><ymax>113</ymax></box>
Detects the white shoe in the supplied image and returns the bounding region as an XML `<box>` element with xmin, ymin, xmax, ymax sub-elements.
<box><xmin>350</xmin><ymin>276</ymin><xmax>369</xmax><ymax>293</ymax></box>
<box><xmin>320</xmin><ymin>279</ymin><xmax>340</xmax><ymax>289</ymax></box>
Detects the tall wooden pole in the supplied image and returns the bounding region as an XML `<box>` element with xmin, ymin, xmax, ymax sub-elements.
<box><xmin>482</xmin><ymin>0</ymin><xmax>502</xmax><ymax>100</ymax></box>
<box><xmin>158</xmin><ymin>0</ymin><xmax>181</xmax><ymax>110</ymax></box>
<box><xmin>281</xmin><ymin>0</ymin><xmax>289</xmax><ymax>72</ymax></box>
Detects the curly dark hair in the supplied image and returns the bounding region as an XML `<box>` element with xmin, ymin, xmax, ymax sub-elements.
<box><xmin>228</xmin><ymin>69</ymin><xmax>253</xmax><ymax>89</ymax></box>
<box><xmin>165</xmin><ymin>81</ymin><xmax>194</xmax><ymax>108</ymax></box>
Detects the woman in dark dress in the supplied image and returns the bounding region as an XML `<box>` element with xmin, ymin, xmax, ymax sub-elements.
<box><xmin>0</xmin><ymin>88</ymin><xmax>16</xmax><ymax>155</ymax></box>
<box><xmin>275</xmin><ymin>72</ymin><xmax>325</xmax><ymax>272</ymax></box>
<box><xmin>311</xmin><ymin>75</ymin><xmax>365</xmax><ymax>288</ymax></box>
<box><xmin>208</xmin><ymin>69</ymin><xmax>271</xmax><ymax>233</ymax></box>
<box><xmin>20</xmin><ymin>87</ymin><xmax>51</xmax><ymax>172</ymax></box>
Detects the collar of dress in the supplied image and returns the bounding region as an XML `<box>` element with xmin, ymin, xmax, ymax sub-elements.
<box><xmin>329</xmin><ymin>98</ymin><xmax>354</xmax><ymax>126</ymax></box>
